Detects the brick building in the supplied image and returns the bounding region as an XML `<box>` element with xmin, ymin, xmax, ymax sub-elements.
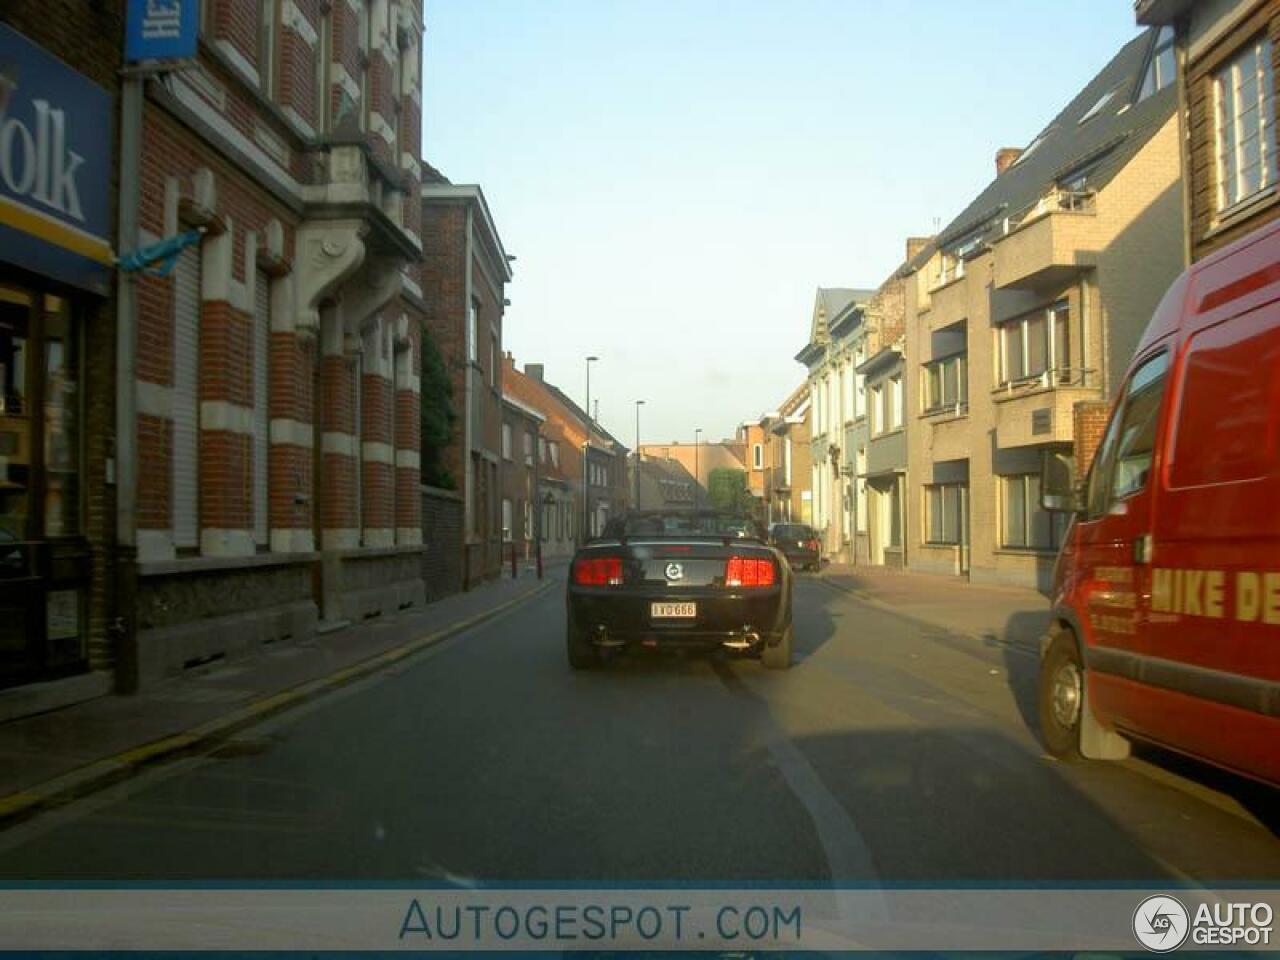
<box><xmin>1137</xmin><ymin>0</ymin><xmax>1280</xmax><ymax>263</ymax></box>
<box><xmin>635</xmin><ymin>455</ymin><xmax>698</xmax><ymax>513</ymax></box>
<box><xmin>635</xmin><ymin>440</ymin><xmax>745</xmax><ymax>510</ymax></box>
<box><xmin>902</xmin><ymin>27</ymin><xmax>1184</xmax><ymax>590</ymax></box>
<box><xmin>761</xmin><ymin>384</ymin><xmax>812</xmax><ymax>526</ymax></box>
<box><xmin>420</xmin><ymin>177</ymin><xmax>512</xmax><ymax>586</ymax></box>
<box><xmin>118</xmin><ymin>0</ymin><xmax>428</xmax><ymax>687</ymax></box>
<box><xmin>500</xmin><ymin>392</ymin><xmax>543</xmax><ymax>564</ymax></box>
<box><xmin>0</xmin><ymin>7</ymin><xmax>121</xmax><ymax>700</ymax></box>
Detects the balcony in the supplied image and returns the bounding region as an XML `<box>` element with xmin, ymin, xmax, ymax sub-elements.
<box><xmin>992</xmin><ymin>368</ymin><xmax>1101</xmax><ymax>448</ymax></box>
<box><xmin>925</xmin><ymin>271</ymin><xmax>970</xmax><ymax>330</ymax></box>
<box><xmin>992</xmin><ymin>190</ymin><xmax>1101</xmax><ymax>290</ymax></box>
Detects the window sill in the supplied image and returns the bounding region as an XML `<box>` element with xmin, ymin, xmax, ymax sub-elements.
<box><xmin>923</xmin><ymin>405</ymin><xmax>969</xmax><ymax>422</ymax></box>
<box><xmin>871</xmin><ymin>427</ymin><xmax>906</xmax><ymax>440</ymax></box>
<box><xmin>922</xmin><ymin>541</ymin><xmax>960</xmax><ymax>549</ymax></box>
<box><xmin>1205</xmin><ymin>186</ymin><xmax>1280</xmax><ymax>241</ymax></box>
<box><xmin>994</xmin><ymin>546</ymin><xmax>1058</xmax><ymax>557</ymax></box>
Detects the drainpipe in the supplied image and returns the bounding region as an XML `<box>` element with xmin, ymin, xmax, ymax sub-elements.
<box><xmin>113</xmin><ymin>72</ymin><xmax>143</xmax><ymax>692</ymax></box>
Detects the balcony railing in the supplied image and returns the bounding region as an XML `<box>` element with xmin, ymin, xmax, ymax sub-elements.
<box><xmin>1001</xmin><ymin>189</ymin><xmax>1097</xmax><ymax>236</ymax></box>
<box><xmin>993</xmin><ymin>366</ymin><xmax>1098</xmax><ymax>397</ymax></box>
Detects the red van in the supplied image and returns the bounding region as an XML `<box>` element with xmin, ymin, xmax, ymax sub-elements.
<box><xmin>1038</xmin><ymin>217</ymin><xmax>1280</xmax><ymax>786</ymax></box>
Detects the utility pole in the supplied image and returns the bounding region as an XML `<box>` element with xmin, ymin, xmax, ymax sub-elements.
<box><xmin>634</xmin><ymin>400</ymin><xmax>645</xmax><ymax>512</ymax></box>
<box><xmin>583</xmin><ymin>355</ymin><xmax>598</xmax><ymax>540</ymax></box>
<box><xmin>694</xmin><ymin>428</ymin><xmax>702</xmax><ymax>511</ymax></box>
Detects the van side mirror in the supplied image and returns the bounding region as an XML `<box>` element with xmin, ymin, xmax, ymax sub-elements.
<box><xmin>1040</xmin><ymin>450</ymin><xmax>1081</xmax><ymax>514</ymax></box>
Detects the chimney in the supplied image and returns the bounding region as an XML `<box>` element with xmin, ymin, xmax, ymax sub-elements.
<box><xmin>996</xmin><ymin>148</ymin><xmax>1023</xmax><ymax>176</ymax></box>
<box><xmin>905</xmin><ymin>236</ymin><xmax>932</xmax><ymax>262</ymax></box>
<box><xmin>524</xmin><ymin>363</ymin><xmax>544</xmax><ymax>382</ymax></box>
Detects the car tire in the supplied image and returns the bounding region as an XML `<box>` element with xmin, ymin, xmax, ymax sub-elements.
<box><xmin>1039</xmin><ymin>631</ymin><xmax>1084</xmax><ymax>761</ymax></box>
<box><xmin>567</xmin><ymin>620</ymin><xmax>598</xmax><ymax>670</ymax></box>
<box><xmin>762</xmin><ymin>623</ymin><xmax>793</xmax><ymax>670</ymax></box>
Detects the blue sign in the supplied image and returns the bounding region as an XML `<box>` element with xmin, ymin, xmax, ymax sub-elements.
<box><xmin>0</xmin><ymin>25</ymin><xmax>113</xmax><ymax>295</ymax></box>
<box><xmin>125</xmin><ymin>0</ymin><xmax>199</xmax><ymax>64</ymax></box>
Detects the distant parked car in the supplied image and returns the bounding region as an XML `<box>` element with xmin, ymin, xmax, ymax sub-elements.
<box><xmin>769</xmin><ymin>523</ymin><xmax>820</xmax><ymax>572</ymax></box>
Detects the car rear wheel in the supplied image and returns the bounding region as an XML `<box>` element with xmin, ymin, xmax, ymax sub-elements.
<box><xmin>567</xmin><ymin>620</ymin><xmax>598</xmax><ymax>670</ymax></box>
<box><xmin>761</xmin><ymin>623</ymin><xmax>793</xmax><ymax>670</ymax></box>
<box><xmin>1039</xmin><ymin>631</ymin><xmax>1083</xmax><ymax>760</ymax></box>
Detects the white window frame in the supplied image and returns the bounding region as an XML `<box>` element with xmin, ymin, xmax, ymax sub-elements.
<box><xmin>501</xmin><ymin>422</ymin><xmax>512</xmax><ymax>460</ymax></box>
<box><xmin>1214</xmin><ymin>34</ymin><xmax>1277</xmax><ymax>213</ymax></box>
<box><xmin>925</xmin><ymin>483</ymin><xmax>964</xmax><ymax>545</ymax></box>
<box><xmin>502</xmin><ymin>497</ymin><xmax>512</xmax><ymax>542</ymax></box>
<box><xmin>1000</xmin><ymin>473</ymin><xmax>1068</xmax><ymax>552</ymax></box>
<box><xmin>890</xmin><ymin>375</ymin><xmax>903</xmax><ymax>431</ymax></box>
<box><xmin>752</xmin><ymin>443</ymin><xmax>763</xmax><ymax>470</ymax></box>
<box><xmin>925</xmin><ymin>353</ymin><xmax>969</xmax><ymax>413</ymax></box>
<box><xmin>997</xmin><ymin>301</ymin><xmax>1070</xmax><ymax>386</ymax></box>
<box><xmin>871</xmin><ymin>384</ymin><xmax>885</xmax><ymax>436</ymax></box>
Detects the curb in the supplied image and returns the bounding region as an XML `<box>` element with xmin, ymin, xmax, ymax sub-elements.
<box><xmin>0</xmin><ymin>578</ymin><xmax>558</xmax><ymax>829</ymax></box>
<box><xmin>810</xmin><ymin>574</ymin><xmax>1043</xmax><ymax>657</ymax></box>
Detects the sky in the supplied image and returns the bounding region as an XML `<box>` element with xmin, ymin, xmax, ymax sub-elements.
<box><xmin>422</xmin><ymin>1</ymin><xmax>1145</xmax><ymax>447</ymax></box>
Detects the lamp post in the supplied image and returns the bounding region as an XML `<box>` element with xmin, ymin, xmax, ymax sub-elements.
<box><xmin>633</xmin><ymin>400</ymin><xmax>645</xmax><ymax>512</ymax></box>
<box><xmin>694</xmin><ymin>427</ymin><xmax>702</xmax><ymax>511</ymax></box>
<box><xmin>583</xmin><ymin>355</ymin><xmax>598</xmax><ymax>540</ymax></box>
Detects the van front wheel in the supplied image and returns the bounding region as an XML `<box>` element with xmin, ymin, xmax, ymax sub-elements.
<box><xmin>1039</xmin><ymin>632</ymin><xmax>1084</xmax><ymax>761</ymax></box>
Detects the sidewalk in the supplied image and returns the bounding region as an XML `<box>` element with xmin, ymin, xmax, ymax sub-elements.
<box><xmin>816</xmin><ymin>563</ymin><xmax>1052</xmax><ymax>653</ymax></box>
<box><xmin>0</xmin><ymin>563</ymin><xmax>561</xmax><ymax>825</ymax></box>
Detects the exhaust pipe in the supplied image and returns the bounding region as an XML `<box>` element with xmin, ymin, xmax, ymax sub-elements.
<box><xmin>722</xmin><ymin>628</ymin><xmax>761</xmax><ymax>651</ymax></box>
<box><xmin>593</xmin><ymin>625</ymin><xmax>625</xmax><ymax>649</ymax></box>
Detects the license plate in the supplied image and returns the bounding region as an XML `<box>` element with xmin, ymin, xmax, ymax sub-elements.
<box><xmin>651</xmin><ymin>602</ymin><xmax>696</xmax><ymax>619</ymax></box>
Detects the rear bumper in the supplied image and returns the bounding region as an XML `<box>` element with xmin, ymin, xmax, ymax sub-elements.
<box><xmin>779</xmin><ymin>549</ymin><xmax>819</xmax><ymax>567</ymax></box>
<box><xmin>568</xmin><ymin>586</ymin><xmax>788</xmax><ymax>650</ymax></box>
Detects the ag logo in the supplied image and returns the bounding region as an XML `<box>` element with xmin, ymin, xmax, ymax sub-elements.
<box><xmin>1133</xmin><ymin>895</ymin><xmax>1190</xmax><ymax>952</ymax></box>
<box><xmin>664</xmin><ymin>562</ymin><xmax>684</xmax><ymax>581</ymax></box>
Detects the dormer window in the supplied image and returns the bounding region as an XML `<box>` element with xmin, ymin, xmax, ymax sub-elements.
<box><xmin>1079</xmin><ymin>88</ymin><xmax>1118</xmax><ymax>125</ymax></box>
<box><xmin>1138</xmin><ymin>26</ymin><xmax>1176</xmax><ymax>102</ymax></box>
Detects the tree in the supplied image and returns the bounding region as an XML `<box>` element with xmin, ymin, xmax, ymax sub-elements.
<box><xmin>706</xmin><ymin>467</ymin><xmax>753</xmax><ymax>515</ymax></box>
<box><xmin>420</xmin><ymin>328</ymin><xmax>457</xmax><ymax>489</ymax></box>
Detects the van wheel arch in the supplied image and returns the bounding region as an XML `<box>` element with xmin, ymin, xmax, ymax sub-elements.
<box><xmin>1038</xmin><ymin>624</ymin><xmax>1130</xmax><ymax>762</ymax></box>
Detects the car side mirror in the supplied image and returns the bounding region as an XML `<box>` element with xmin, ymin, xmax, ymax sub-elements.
<box><xmin>1040</xmin><ymin>450</ymin><xmax>1082</xmax><ymax>514</ymax></box>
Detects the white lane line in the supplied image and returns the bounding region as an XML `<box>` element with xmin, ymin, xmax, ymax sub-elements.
<box><xmin>712</xmin><ymin>662</ymin><xmax>887</xmax><ymax>918</ymax></box>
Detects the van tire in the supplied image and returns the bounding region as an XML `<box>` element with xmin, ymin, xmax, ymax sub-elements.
<box><xmin>1039</xmin><ymin>631</ymin><xmax>1084</xmax><ymax>761</ymax></box>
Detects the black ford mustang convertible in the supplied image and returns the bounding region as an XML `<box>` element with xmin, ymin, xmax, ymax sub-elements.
<box><xmin>566</xmin><ymin>511</ymin><xmax>793</xmax><ymax>670</ymax></box>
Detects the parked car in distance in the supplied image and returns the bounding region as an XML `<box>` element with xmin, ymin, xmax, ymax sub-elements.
<box><xmin>566</xmin><ymin>511</ymin><xmax>793</xmax><ymax>670</ymax></box>
<box><xmin>1038</xmin><ymin>216</ymin><xmax>1280</xmax><ymax>787</ymax></box>
<box><xmin>769</xmin><ymin>523</ymin><xmax>821</xmax><ymax>571</ymax></box>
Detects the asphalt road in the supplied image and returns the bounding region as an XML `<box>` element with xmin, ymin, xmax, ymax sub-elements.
<box><xmin>1</xmin><ymin>575</ymin><xmax>1277</xmax><ymax>882</ymax></box>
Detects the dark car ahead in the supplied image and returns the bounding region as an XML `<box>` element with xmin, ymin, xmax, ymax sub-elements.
<box><xmin>768</xmin><ymin>523</ymin><xmax>821</xmax><ymax>571</ymax></box>
<box><xmin>566</xmin><ymin>511</ymin><xmax>793</xmax><ymax>670</ymax></box>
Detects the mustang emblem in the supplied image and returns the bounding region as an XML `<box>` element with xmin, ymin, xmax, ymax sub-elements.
<box><xmin>664</xmin><ymin>562</ymin><xmax>684</xmax><ymax>581</ymax></box>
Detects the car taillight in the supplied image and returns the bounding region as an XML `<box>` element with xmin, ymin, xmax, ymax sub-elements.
<box><xmin>572</xmin><ymin>556</ymin><xmax>624</xmax><ymax>586</ymax></box>
<box><xmin>725</xmin><ymin>555</ymin><xmax>776</xmax><ymax>587</ymax></box>
<box><xmin>806</xmin><ymin>539</ymin><xmax>819</xmax><ymax>551</ymax></box>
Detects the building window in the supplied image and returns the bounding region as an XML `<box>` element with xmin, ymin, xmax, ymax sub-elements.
<box><xmin>172</xmin><ymin>244</ymin><xmax>201</xmax><ymax>549</ymax></box>
<box><xmin>925</xmin><ymin>353</ymin><xmax>968</xmax><ymax>413</ymax></box>
<box><xmin>357</xmin><ymin>0</ymin><xmax>370</xmax><ymax>131</ymax></box>
<box><xmin>502</xmin><ymin>497</ymin><xmax>512</xmax><ymax>542</ymax></box>
<box><xmin>524</xmin><ymin>430</ymin><xmax>534</xmax><ymax>465</ymax></box>
<box><xmin>752</xmin><ymin>443</ymin><xmax>763</xmax><ymax>470</ymax></box>
<box><xmin>523</xmin><ymin>500</ymin><xmax>531</xmax><ymax>540</ymax></box>
<box><xmin>1214</xmin><ymin>34</ymin><xmax>1277</xmax><ymax>212</ymax></box>
<box><xmin>260</xmin><ymin>0</ymin><xmax>278</xmax><ymax>98</ymax></box>
<box><xmin>998</xmin><ymin>301</ymin><xmax>1070</xmax><ymax>386</ymax></box>
<box><xmin>888</xmin><ymin>479</ymin><xmax>902</xmax><ymax>547</ymax></box>
<box><xmin>467</xmin><ymin>302</ymin><xmax>477</xmax><ymax>364</ymax></box>
<box><xmin>252</xmin><ymin>270</ymin><xmax>270</xmax><ymax>547</ymax></box>
<box><xmin>889</xmin><ymin>375</ymin><xmax>903</xmax><ymax>430</ymax></box>
<box><xmin>550</xmin><ymin>442</ymin><xmax>559</xmax><ymax>468</ymax></box>
<box><xmin>925</xmin><ymin>483</ymin><xmax>964</xmax><ymax>545</ymax></box>
<box><xmin>315</xmin><ymin>8</ymin><xmax>331</xmax><ymax>133</ymax></box>
<box><xmin>1139</xmin><ymin>25</ymin><xmax>1176</xmax><ymax>102</ymax></box>
<box><xmin>1001</xmin><ymin>474</ymin><xmax>1068</xmax><ymax>551</ymax></box>
<box><xmin>871</xmin><ymin>384</ymin><xmax>885</xmax><ymax>435</ymax></box>
<box><xmin>501</xmin><ymin>423</ymin><xmax>512</xmax><ymax>460</ymax></box>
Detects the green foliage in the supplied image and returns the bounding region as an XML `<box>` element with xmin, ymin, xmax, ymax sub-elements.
<box><xmin>706</xmin><ymin>467</ymin><xmax>753</xmax><ymax>515</ymax></box>
<box><xmin>420</xmin><ymin>328</ymin><xmax>457</xmax><ymax>490</ymax></box>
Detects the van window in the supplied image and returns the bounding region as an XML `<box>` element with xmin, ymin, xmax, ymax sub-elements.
<box><xmin>1110</xmin><ymin>352</ymin><xmax>1169</xmax><ymax>500</ymax></box>
<box><xmin>1085</xmin><ymin>351</ymin><xmax>1168</xmax><ymax>517</ymax></box>
<box><xmin>1169</xmin><ymin>307</ymin><xmax>1280</xmax><ymax>487</ymax></box>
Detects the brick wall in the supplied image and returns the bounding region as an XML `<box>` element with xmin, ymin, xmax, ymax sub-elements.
<box><xmin>1072</xmin><ymin>400</ymin><xmax>1112</xmax><ymax>477</ymax></box>
<box><xmin>421</xmin><ymin>487</ymin><xmax>464</xmax><ymax>599</ymax></box>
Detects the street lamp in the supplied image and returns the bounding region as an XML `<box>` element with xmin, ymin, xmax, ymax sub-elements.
<box><xmin>583</xmin><ymin>356</ymin><xmax>598</xmax><ymax>540</ymax></box>
<box><xmin>694</xmin><ymin>427</ymin><xmax>703</xmax><ymax>511</ymax></box>
<box><xmin>634</xmin><ymin>400</ymin><xmax>645</xmax><ymax>512</ymax></box>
